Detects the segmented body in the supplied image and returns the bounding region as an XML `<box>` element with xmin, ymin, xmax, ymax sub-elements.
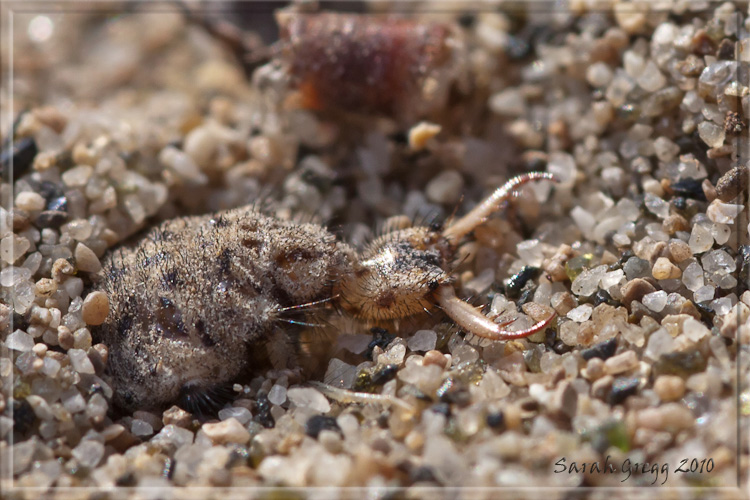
<box><xmin>95</xmin><ymin>208</ymin><xmax>353</xmax><ymax>412</ymax></box>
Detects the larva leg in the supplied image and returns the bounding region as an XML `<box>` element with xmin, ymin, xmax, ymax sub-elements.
<box><xmin>436</xmin><ymin>286</ymin><xmax>555</xmax><ymax>340</ymax></box>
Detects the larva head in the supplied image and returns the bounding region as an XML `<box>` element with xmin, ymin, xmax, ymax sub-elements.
<box><xmin>334</xmin><ymin>226</ymin><xmax>453</xmax><ymax>320</ymax></box>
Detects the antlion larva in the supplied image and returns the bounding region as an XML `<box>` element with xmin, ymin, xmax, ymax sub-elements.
<box><xmin>93</xmin><ymin>173</ymin><xmax>557</xmax><ymax>413</ymax></box>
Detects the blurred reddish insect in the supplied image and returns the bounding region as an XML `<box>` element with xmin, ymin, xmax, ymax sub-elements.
<box><xmin>276</xmin><ymin>10</ymin><xmax>463</xmax><ymax>120</ymax></box>
<box><xmin>184</xmin><ymin>5</ymin><xmax>464</xmax><ymax>120</ymax></box>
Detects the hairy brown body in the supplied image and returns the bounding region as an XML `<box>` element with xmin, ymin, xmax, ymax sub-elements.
<box><xmin>94</xmin><ymin>209</ymin><xmax>353</xmax><ymax>412</ymax></box>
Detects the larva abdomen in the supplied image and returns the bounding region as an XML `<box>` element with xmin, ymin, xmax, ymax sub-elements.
<box><xmin>94</xmin><ymin>207</ymin><xmax>350</xmax><ymax>412</ymax></box>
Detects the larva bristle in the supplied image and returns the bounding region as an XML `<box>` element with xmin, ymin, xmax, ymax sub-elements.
<box><xmin>176</xmin><ymin>382</ymin><xmax>236</xmax><ymax>417</ymax></box>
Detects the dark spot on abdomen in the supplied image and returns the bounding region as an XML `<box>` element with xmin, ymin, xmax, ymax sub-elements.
<box><xmin>275</xmin><ymin>248</ymin><xmax>316</xmax><ymax>269</ymax></box>
<box><xmin>195</xmin><ymin>319</ymin><xmax>215</xmax><ymax>347</ymax></box>
<box><xmin>218</xmin><ymin>248</ymin><xmax>233</xmax><ymax>275</ymax></box>
<box><xmin>155</xmin><ymin>297</ymin><xmax>188</xmax><ymax>340</ymax></box>
<box><xmin>242</xmin><ymin>236</ymin><xmax>260</xmax><ymax>249</ymax></box>
<box><xmin>116</xmin><ymin>313</ymin><xmax>134</xmax><ymax>338</ymax></box>
<box><xmin>160</xmin><ymin>268</ymin><xmax>181</xmax><ymax>291</ymax></box>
